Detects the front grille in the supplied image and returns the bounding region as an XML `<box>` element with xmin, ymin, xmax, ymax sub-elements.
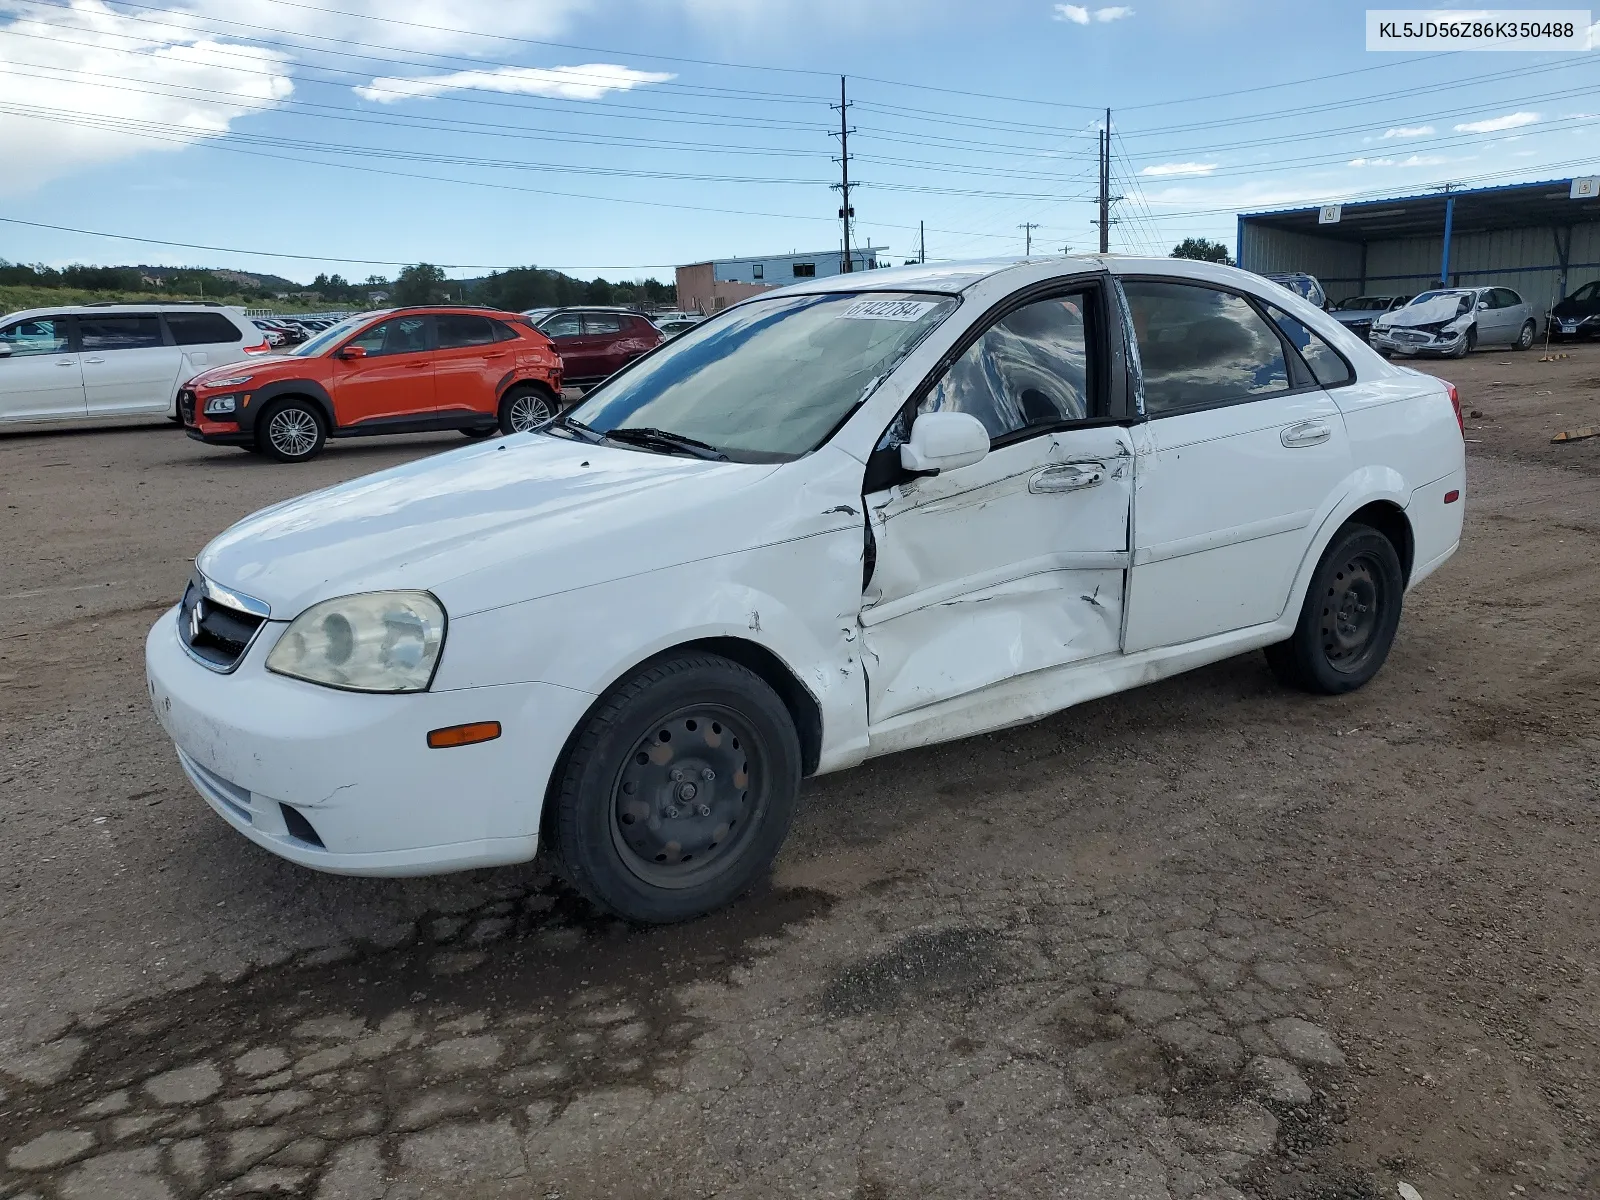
<box><xmin>179</xmin><ymin>389</ymin><xmax>196</xmax><ymax>425</ymax></box>
<box><xmin>1394</xmin><ymin>329</ymin><xmax>1430</xmax><ymax>343</ymax></box>
<box><xmin>177</xmin><ymin>575</ymin><xmax>268</xmax><ymax>672</ymax></box>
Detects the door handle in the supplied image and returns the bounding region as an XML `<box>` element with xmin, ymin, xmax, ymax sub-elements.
<box><xmin>58</xmin><ymin>359</ymin><xmax>77</xmax><ymax>366</ymax></box>
<box><xmin>1029</xmin><ymin>462</ymin><xmax>1105</xmax><ymax>494</ymax></box>
<box><xmin>83</xmin><ymin>356</ymin><xmax>105</xmax><ymax>364</ymax></box>
<box><xmin>1280</xmin><ymin>420</ymin><xmax>1332</xmax><ymax>448</ymax></box>
<box><xmin>405</xmin><ymin>362</ymin><xmax>429</xmax><ymax>369</ymax></box>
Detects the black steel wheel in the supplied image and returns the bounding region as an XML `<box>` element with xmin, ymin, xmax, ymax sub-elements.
<box><xmin>1265</xmin><ymin>523</ymin><xmax>1405</xmax><ymax>695</ymax></box>
<box><xmin>550</xmin><ymin>653</ymin><xmax>801</xmax><ymax>923</ymax></box>
<box><xmin>255</xmin><ymin>399</ymin><xmax>327</xmax><ymax>463</ymax></box>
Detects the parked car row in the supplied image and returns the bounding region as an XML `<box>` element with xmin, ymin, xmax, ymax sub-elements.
<box><xmin>1261</xmin><ymin>273</ymin><xmax>1545</xmax><ymax>358</ymax></box>
<box><xmin>251</xmin><ymin>316</ymin><xmax>344</xmax><ymax>348</ymax></box>
<box><xmin>519</xmin><ymin>306</ymin><xmax>666</xmax><ymax>388</ymax></box>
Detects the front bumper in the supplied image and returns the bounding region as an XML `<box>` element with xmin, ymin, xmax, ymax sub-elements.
<box><xmin>145</xmin><ymin>609</ymin><xmax>594</xmax><ymax>876</ymax></box>
<box><xmin>186</xmin><ymin>427</ymin><xmax>254</xmax><ymax>447</ymax></box>
<box><xmin>1369</xmin><ymin>326</ymin><xmax>1467</xmax><ymax>356</ymax></box>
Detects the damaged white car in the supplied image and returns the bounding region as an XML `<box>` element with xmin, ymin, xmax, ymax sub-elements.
<box><xmin>146</xmin><ymin>257</ymin><xmax>1466</xmax><ymax>922</ymax></box>
<box><xmin>1369</xmin><ymin>285</ymin><xmax>1537</xmax><ymax>357</ymax></box>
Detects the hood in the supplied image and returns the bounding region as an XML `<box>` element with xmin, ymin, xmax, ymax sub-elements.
<box><xmin>1383</xmin><ymin>295</ymin><xmax>1472</xmax><ymax>327</ymax></box>
<box><xmin>196</xmin><ymin>434</ymin><xmax>778</xmax><ymax>618</ymax></box>
<box><xmin>1552</xmin><ymin>295</ymin><xmax>1600</xmax><ymax>317</ymax></box>
<box><xmin>189</xmin><ymin>355</ymin><xmax>305</xmax><ymax>386</ymax></box>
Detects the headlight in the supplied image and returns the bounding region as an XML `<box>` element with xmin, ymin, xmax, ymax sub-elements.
<box><xmin>266</xmin><ymin>591</ymin><xmax>445</xmax><ymax>693</ymax></box>
<box><xmin>204</xmin><ymin>374</ymin><xmax>254</xmax><ymax>388</ymax></box>
<box><xmin>204</xmin><ymin>395</ymin><xmax>237</xmax><ymax>415</ymax></box>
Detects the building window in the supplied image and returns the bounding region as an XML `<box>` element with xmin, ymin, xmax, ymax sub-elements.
<box><xmin>792</xmin><ymin>263</ymin><xmax>816</xmax><ymax>278</ymax></box>
<box><xmin>752</xmin><ymin>263</ymin><xmax>764</xmax><ymax>280</ymax></box>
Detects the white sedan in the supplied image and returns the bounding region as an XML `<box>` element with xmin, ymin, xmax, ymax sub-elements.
<box><xmin>146</xmin><ymin>257</ymin><xmax>1466</xmax><ymax>922</ymax></box>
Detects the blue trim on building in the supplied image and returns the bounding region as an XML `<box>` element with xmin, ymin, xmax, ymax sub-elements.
<box><xmin>1440</xmin><ymin>195</ymin><xmax>1455</xmax><ymax>285</ymax></box>
<box><xmin>1237</xmin><ymin>177</ymin><xmax>1575</xmax><ymax>221</ymax></box>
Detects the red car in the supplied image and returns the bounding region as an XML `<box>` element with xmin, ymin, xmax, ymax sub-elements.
<box><xmin>519</xmin><ymin>306</ymin><xmax>664</xmax><ymax>390</ymax></box>
<box><xmin>181</xmin><ymin>306</ymin><xmax>564</xmax><ymax>462</ymax></box>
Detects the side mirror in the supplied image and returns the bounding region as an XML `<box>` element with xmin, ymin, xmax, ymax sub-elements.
<box><xmin>900</xmin><ymin>411</ymin><xmax>990</xmax><ymax>475</ymax></box>
<box><xmin>0</xmin><ymin>345</ymin><xmax>11</xmax><ymax>358</ymax></box>
<box><xmin>1477</xmin><ymin>301</ymin><xmax>1489</xmax><ymax>310</ymax></box>
<box><xmin>338</xmin><ymin>344</ymin><xmax>368</xmax><ymax>360</ymax></box>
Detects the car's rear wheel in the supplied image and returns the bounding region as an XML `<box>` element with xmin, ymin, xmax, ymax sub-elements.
<box><xmin>1265</xmin><ymin>523</ymin><xmax>1405</xmax><ymax>695</ymax></box>
<box><xmin>499</xmin><ymin>384</ymin><xmax>559</xmax><ymax>434</ymax></box>
<box><xmin>256</xmin><ymin>399</ymin><xmax>327</xmax><ymax>463</ymax></box>
<box><xmin>1513</xmin><ymin>319</ymin><xmax>1536</xmax><ymax>351</ymax></box>
<box><xmin>550</xmin><ymin>653</ymin><xmax>801</xmax><ymax>923</ymax></box>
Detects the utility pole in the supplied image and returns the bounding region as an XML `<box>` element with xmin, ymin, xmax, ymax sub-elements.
<box><xmin>1018</xmin><ymin>222</ymin><xmax>1040</xmax><ymax>256</ymax></box>
<box><xmin>919</xmin><ymin>220</ymin><xmax>925</xmax><ymax>264</ymax></box>
<box><xmin>831</xmin><ymin>76</ymin><xmax>855</xmax><ymax>272</ymax></box>
<box><xmin>1092</xmin><ymin>108</ymin><xmax>1124</xmax><ymax>254</ymax></box>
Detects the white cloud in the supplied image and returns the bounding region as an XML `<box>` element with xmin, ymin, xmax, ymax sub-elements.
<box><xmin>355</xmin><ymin>63</ymin><xmax>673</xmax><ymax>104</ymax></box>
<box><xmin>168</xmin><ymin>0</ymin><xmax>596</xmax><ymax>55</ymax></box>
<box><xmin>1054</xmin><ymin>4</ymin><xmax>1132</xmax><ymax>23</ymax></box>
<box><xmin>1454</xmin><ymin>111</ymin><xmax>1539</xmax><ymax>133</ymax></box>
<box><xmin>1381</xmin><ymin>125</ymin><xmax>1434</xmax><ymax>138</ymax></box>
<box><xmin>0</xmin><ymin>0</ymin><xmax>293</xmax><ymax>195</ymax></box>
<box><xmin>1347</xmin><ymin>154</ymin><xmax>1448</xmax><ymax>168</ymax></box>
<box><xmin>1140</xmin><ymin>161</ymin><xmax>1218</xmax><ymax>177</ymax></box>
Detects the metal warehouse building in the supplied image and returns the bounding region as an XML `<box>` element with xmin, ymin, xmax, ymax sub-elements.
<box><xmin>1237</xmin><ymin>177</ymin><xmax>1600</xmax><ymax>313</ymax></box>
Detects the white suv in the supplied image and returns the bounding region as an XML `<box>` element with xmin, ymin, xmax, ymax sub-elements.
<box><xmin>0</xmin><ymin>304</ymin><xmax>270</xmax><ymax>428</ymax></box>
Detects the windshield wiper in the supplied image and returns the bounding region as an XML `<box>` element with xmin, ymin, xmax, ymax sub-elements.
<box><xmin>604</xmin><ymin>426</ymin><xmax>729</xmax><ymax>461</ymax></box>
<box><xmin>549</xmin><ymin>412</ymin><xmax>604</xmax><ymax>443</ymax></box>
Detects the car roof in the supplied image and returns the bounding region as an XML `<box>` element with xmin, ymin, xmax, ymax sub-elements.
<box><xmin>3</xmin><ymin>302</ymin><xmax>246</xmax><ymax>323</ymax></box>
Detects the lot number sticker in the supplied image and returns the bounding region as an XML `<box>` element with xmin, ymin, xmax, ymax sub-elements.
<box><xmin>840</xmin><ymin>299</ymin><xmax>938</xmax><ymax>322</ymax></box>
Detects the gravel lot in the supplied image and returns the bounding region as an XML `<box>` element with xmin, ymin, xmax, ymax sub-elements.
<box><xmin>2</xmin><ymin>349</ymin><xmax>1597</xmax><ymax>1200</ymax></box>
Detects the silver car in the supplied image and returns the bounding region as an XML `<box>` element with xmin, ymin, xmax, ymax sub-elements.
<box><xmin>1369</xmin><ymin>286</ymin><xmax>1538</xmax><ymax>358</ymax></box>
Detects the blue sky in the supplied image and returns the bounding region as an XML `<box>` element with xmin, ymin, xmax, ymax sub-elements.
<box><xmin>0</xmin><ymin>0</ymin><xmax>1596</xmax><ymax>284</ymax></box>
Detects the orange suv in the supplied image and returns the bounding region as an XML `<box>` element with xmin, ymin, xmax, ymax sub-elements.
<box><xmin>180</xmin><ymin>306</ymin><xmax>564</xmax><ymax>462</ymax></box>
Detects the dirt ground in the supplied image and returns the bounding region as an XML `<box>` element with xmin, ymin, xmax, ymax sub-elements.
<box><xmin>0</xmin><ymin>347</ymin><xmax>1597</xmax><ymax>1200</ymax></box>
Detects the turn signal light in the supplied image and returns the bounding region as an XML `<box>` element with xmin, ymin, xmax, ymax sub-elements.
<box><xmin>242</xmin><ymin>339</ymin><xmax>273</xmax><ymax>355</ymax></box>
<box><xmin>427</xmin><ymin>721</ymin><xmax>502</xmax><ymax>749</ymax></box>
<box><xmin>1444</xmin><ymin>381</ymin><xmax>1463</xmax><ymax>433</ymax></box>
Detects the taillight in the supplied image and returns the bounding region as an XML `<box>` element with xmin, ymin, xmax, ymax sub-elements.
<box><xmin>243</xmin><ymin>340</ymin><xmax>272</xmax><ymax>355</ymax></box>
<box><xmin>1444</xmin><ymin>380</ymin><xmax>1463</xmax><ymax>433</ymax></box>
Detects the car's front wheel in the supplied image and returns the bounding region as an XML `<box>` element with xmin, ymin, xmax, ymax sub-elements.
<box><xmin>499</xmin><ymin>384</ymin><xmax>559</xmax><ymax>434</ymax></box>
<box><xmin>1265</xmin><ymin>522</ymin><xmax>1405</xmax><ymax>695</ymax></box>
<box><xmin>1512</xmin><ymin>319</ymin><xmax>1536</xmax><ymax>351</ymax></box>
<box><xmin>256</xmin><ymin>399</ymin><xmax>328</xmax><ymax>463</ymax></box>
<box><xmin>1450</xmin><ymin>326</ymin><xmax>1475</xmax><ymax>358</ymax></box>
<box><xmin>550</xmin><ymin>653</ymin><xmax>802</xmax><ymax>923</ymax></box>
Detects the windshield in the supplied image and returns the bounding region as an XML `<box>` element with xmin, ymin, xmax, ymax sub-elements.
<box><xmin>1408</xmin><ymin>290</ymin><xmax>1469</xmax><ymax>306</ymax></box>
<box><xmin>1337</xmin><ymin>296</ymin><xmax>1384</xmax><ymax>310</ymax></box>
<box><xmin>293</xmin><ymin>314</ymin><xmax>369</xmax><ymax>357</ymax></box>
<box><xmin>1567</xmin><ymin>281</ymin><xmax>1600</xmax><ymax>303</ymax></box>
<box><xmin>561</xmin><ymin>292</ymin><xmax>957</xmax><ymax>462</ymax></box>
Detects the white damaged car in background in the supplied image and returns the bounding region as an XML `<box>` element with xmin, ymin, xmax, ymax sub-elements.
<box><xmin>1369</xmin><ymin>285</ymin><xmax>1538</xmax><ymax>358</ymax></box>
<box><xmin>146</xmin><ymin>256</ymin><xmax>1466</xmax><ymax>923</ymax></box>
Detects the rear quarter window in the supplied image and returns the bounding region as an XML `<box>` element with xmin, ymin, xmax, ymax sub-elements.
<box><xmin>165</xmin><ymin>312</ymin><xmax>244</xmax><ymax>346</ymax></box>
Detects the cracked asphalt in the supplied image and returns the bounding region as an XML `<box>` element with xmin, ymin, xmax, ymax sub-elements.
<box><xmin>2</xmin><ymin>348</ymin><xmax>1598</xmax><ymax>1199</ymax></box>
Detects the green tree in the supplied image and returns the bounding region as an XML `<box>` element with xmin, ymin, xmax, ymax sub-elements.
<box><xmin>393</xmin><ymin>263</ymin><xmax>446</xmax><ymax>304</ymax></box>
<box><xmin>1170</xmin><ymin>237</ymin><xmax>1233</xmax><ymax>265</ymax></box>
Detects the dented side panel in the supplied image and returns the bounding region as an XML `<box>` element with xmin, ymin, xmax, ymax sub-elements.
<box><xmin>861</xmin><ymin>426</ymin><xmax>1135</xmax><ymax>728</ymax></box>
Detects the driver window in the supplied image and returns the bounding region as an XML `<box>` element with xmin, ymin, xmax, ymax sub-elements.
<box><xmin>0</xmin><ymin>317</ymin><xmax>71</xmax><ymax>357</ymax></box>
<box><xmin>348</xmin><ymin>316</ymin><xmax>426</xmax><ymax>356</ymax></box>
<box><xmin>541</xmin><ymin>313</ymin><xmax>582</xmax><ymax>338</ymax></box>
<box><xmin>917</xmin><ymin>291</ymin><xmax>1096</xmax><ymax>442</ymax></box>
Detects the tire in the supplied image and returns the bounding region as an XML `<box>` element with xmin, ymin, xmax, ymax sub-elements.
<box><xmin>550</xmin><ymin>653</ymin><xmax>802</xmax><ymax>923</ymax></box>
<box><xmin>460</xmin><ymin>426</ymin><xmax>498</xmax><ymax>440</ymax></box>
<box><xmin>255</xmin><ymin>398</ymin><xmax>328</xmax><ymax>463</ymax></box>
<box><xmin>1450</xmin><ymin>325</ymin><xmax>1475</xmax><ymax>358</ymax></box>
<box><xmin>1265</xmin><ymin>523</ymin><xmax>1405</xmax><ymax>695</ymax></box>
<box><xmin>498</xmin><ymin>384</ymin><xmax>559</xmax><ymax>435</ymax></box>
<box><xmin>1512</xmin><ymin>319</ymin><xmax>1536</xmax><ymax>351</ymax></box>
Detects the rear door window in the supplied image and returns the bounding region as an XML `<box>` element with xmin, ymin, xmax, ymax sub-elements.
<box><xmin>1</xmin><ymin>317</ymin><xmax>73</xmax><ymax>356</ymax></box>
<box><xmin>436</xmin><ymin>314</ymin><xmax>496</xmax><ymax>348</ymax></box>
<box><xmin>1121</xmin><ymin>281</ymin><xmax>1290</xmax><ymax>415</ymax></box>
<box><xmin>165</xmin><ymin>312</ymin><xmax>242</xmax><ymax>346</ymax></box>
<box><xmin>583</xmin><ymin>313</ymin><xmax>624</xmax><ymax>335</ymax></box>
<box><xmin>79</xmin><ymin>315</ymin><xmax>164</xmax><ymax>352</ymax></box>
